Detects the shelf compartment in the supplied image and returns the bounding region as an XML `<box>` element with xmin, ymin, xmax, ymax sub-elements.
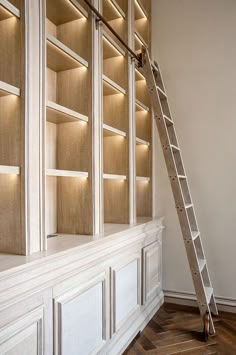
<box><xmin>103</xmin><ymin>0</ymin><xmax>125</xmax><ymax>21</ymax></box>
<box><xmin>103</xmin><ymin>30</ymin><xmax>125</xmax><ymax>58</ymax></box>
<box><xmin>103</xmin><ymin>123</ymin><xmax>126</xmax><ymax>137</ymax></box>
<box><xmin>136</xmin><ymin>179</ymin><xmax>152</xmax><ymax>217</ymax></box>
<box><xmin>135</xmin><ymin>99</ymin><xmax>149</xmax><ymax>112</ymax></box>
<box><xmin>136</xmin><ymin>142</ymin><xmax>151</xmax><ymax>177</ymax></box>
<box><xmin>46</xmin><ymin>0</ymin><xmax>88</xmax><ymax>26</ymax></box>
<box><xmin>0</xmin><ymin>165</ymin><xmax>20</xmax><ymax>174</ymax></box>
<box><xmin>134</xmin><ymin>31</ymin><xmax>148</xmax><ymax>53</ymax></box>
<box><xmin>136</xmin><ymin>137</ymin><xmax>150</xmax><ymax>146</ymax></box>
<box><xmin>136</xmin><ymin>176</ymin><xmax>150</xmax><ymax>182</ymax></box>
<box><xmin>136</xmin><ymin>77</ymin><xmax>150</xmax><ymax>108</ymax></box>
<box><xmin>135</xmin><ymin>68</ymin><xmax>145</xmax><ymax>81</ymax></box>
<box><xmin>0</xmin><ymin>80</ymin><xmax>20</xmax><ymax>97</ymax></box>
<box><xmin>136</xmin><ymin>110</ymin><xmax>151</xmax><ymax>142</ymax></box>
<box><xmin>103</xmin><ymin>74</ymin><xmax>126</xmax><ymax>95</ymax></box>
<box><xmin>134</xmin><ymin>0</ymin><xmax>148</xmax><ymax>20</ymax></box>
<box><xmin>104</xmin><ymin>178</ymin><xmax>129</xmax><ymax>223</ymax></box>
<box><xmin>0</xmin><ymin>0</ymin><xmax>20</xmax><ymax>20</ymax></box>
<box><xmin>46</xmin><ymin>169</ymin><xmax>88</xmax><ymax>178</ymax></box>
<box><xmin>47</xmin><ymin>100</ymin><xmax>88</xmax><ymax>124</ymax></box>
<box><xmin>103</xmin><ymin>134</ymin><xmax>128</xmax><ymax>175</ymax></box>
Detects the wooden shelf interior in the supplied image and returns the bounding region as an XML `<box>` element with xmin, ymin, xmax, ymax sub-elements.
<box><xmin>104</xmin><ymin>179</ymin><xmax>129</xmax><ymax>224</ymax></box>
<box><xmin>102</xmin><ymin>0</ymin><xmax>127</xmax><ymax>42</ymax></box>
<box><xmin>134</xmin><ymin>0</ymin><xmax>149</xmax><ymax>47</ymax></box>
<box><xmin>135</xmin><ymin>69</ymin><xmax>150</xmax><ymax>108</ymax></box>
<box><xmin>45</xmin><ymin>0</ymin><xmax>92</xmax><ymax>237</ymax></box>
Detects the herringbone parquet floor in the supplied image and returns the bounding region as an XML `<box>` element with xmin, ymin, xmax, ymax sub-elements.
<box><xmin>123</xmin><ymin>303</ymin><xmax>236</xmax><ymax>354</ymax></box>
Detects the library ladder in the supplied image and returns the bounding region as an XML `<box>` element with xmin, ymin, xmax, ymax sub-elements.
<box><xmin>139</xmin><ymin>47</ymin><xmax>218</xmax><ymax>339</ymax></box>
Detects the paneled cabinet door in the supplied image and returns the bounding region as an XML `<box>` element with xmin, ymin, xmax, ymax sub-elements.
<box><xmin>142</xmin><ymin>240</ymin><xmax>162</xmax><ymax>304</ymax></box>
<box><xmin>54</xmin><ymin>271</ymin><xmax>109</xmax><ymax>355</ymax></box>
<box><xmin>111</xmin><ymin>253</ymin><xmax>142</xmax><ymax>334</ymax></box>
<box><xmin>0</xmin><ymin>306</ymin><xmax>44</xmax><ymax>355</ymax></box>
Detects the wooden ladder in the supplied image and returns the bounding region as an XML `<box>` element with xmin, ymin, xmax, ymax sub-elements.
<box><xmin>139</xmin><ymin>47</ymin><xmax>218</xmax><ymax>337</ymax></box>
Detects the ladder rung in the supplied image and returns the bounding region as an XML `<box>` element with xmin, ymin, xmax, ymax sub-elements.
<box><xmin>170</xmin><ymin>144</ymin><xmax>180</xmax><ymax>152</ymax></box>
<box><xmin>192</xmin><ymin>231</ymin><xmax>199</xmax><ymax>240</ymax></box>
<box><xmin>205</xmin><ymin>286</ymin><xmax>213</xmax><ymax>304</ymax></box>
<box><xmin>185</xmin><ymin>203</ymin><xmax>193</xmax><ymax>209</ymax></box>
<box><xmin>163</xmin><ymin>115</ymin><xmax>173</xmax><ymax>126</ymax></box>
<box><xmin>198</xmin><ymin>258</ymin><xmax>206</xmax><ymax>272</ymax></box>
<box><xmin>178</xmin><ymin>175</ymin><xmax>187</xmax><ymax>180</ymax></box>
<box><xmin>157</xmin><ymin>86</ymin><xmax>167</xmax><ymax>98</ymax></box>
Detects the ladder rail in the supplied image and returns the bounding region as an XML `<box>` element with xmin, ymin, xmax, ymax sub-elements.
<box><xmin>140</xmin><ymin>47</ymin><xmax>218</xmax><ymax>334</ymax></box>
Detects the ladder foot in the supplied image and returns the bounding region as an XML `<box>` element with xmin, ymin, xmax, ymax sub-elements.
<box><xmin>203</xmin><ymin>311</ymin><xmax>210</xmax><ymax>342</ymax></box>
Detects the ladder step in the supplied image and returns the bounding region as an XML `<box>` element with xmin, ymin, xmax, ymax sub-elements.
<box><xmin>164</xmin><ymin>115</ymin><xmax>173</xmax><ymax>126</ymax></box>
<box><xmin>178</xmin><ymin>174</ymin><xmax>187</xmax><ymax>180</ymax></box>
<box><xmin>198</xmin><ymin>258</ymin><xmax>206</xmax><ymax>272</ymax></box>
<box><xmin>192</xmin><ymin>230</ymin><xmax>199</xmax><ymax>240</ymax></box>
<box><xmin>156</xmin><ymin>85</ymin><xmax>167</xmax><ymax>99</ymax></box>
<box><xmin>185</xmin><ymin>203</ymin><xmax>193</xmax><ymax>209</ymax></box>
<box><xmin>170</xmin><ymin>144</ymin><xmax>180</xmax><ymax>152</ymax></box>
<box><xmin>205</xmin><ymin>286</ymin><xmax>213</xmax><ymax>304</ymax></box>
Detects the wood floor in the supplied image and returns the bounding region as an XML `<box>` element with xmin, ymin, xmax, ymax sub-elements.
<box><xmin>123</xmin><ymin>303</ymin><xmax>236</xmax><ymax>354</ymax></box>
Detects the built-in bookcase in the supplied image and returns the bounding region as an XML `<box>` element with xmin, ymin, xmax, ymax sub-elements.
<box><xmin>0</xmin><ymin>0</ymin><xmax>24</xmax><ymax>254</ymax></box>
<box><xmin>133</xmin><ymin>0</ymin><xmax>152</xmax><ymax>217</ymax></box>
<box><xmin>102</xmin><ymin>0</ymin><xmax>129</xmax><ymax>224</ymax></box>
<box><xmin>45</xmin><ymin>0</ymin><xmax>93</xmax><ymax>237</ymax></box>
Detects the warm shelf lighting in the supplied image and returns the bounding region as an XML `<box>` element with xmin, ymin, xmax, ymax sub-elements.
<box><xmin>109</xmin><ymin>0</ymin><xmax>125</xmax><ymax>19</ymax></box>
<box><xmin>135</xmin><ymin>0</ymin><xmax>147</xmax><ymax>19</ymax></box>
<box><xmin>67</xmin><ymin>0</ymin><xmax>88</xmax><ymax>19</ymax></box>
<box><xmin>103</xmin><ymin>36</ymin><xmax>124</xmax><ymax>57</ymax></box>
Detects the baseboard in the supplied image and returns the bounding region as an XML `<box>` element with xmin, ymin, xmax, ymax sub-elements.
<box><xmin>164</xmin><ymin>289</ymin><xmax>236</xmax><ymax>314</ymax></box>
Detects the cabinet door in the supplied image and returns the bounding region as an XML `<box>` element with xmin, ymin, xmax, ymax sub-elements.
<box><xmin>0</xmin><ymin>306</ymin><xmax>44</xmax><ymax>355</ymax></box>
<box><xmin>54</xmin><ymin>271</ymin><xmax>109</xmax><ymax>355</ymax></box>
<box><xmin>111</xmin><ymin>253</ymin><xmax>141</xmax><ymax>334</ymax></box>
<box><xmin>142</xmin><ymin>240</ymin><xmax>162</xmax><ymax>304</ymax></box>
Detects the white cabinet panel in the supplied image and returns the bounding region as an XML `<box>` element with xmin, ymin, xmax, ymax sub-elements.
<box><xmin>112</xmin><ymin>254</ymin><xmax>141</xmax><ymax>333</ymax></box>
<box><xmin>143</xmin><ymin>241</ymin><xmax>162</xmax><ymax>304</ymax></box>
<box><xmin>0</xmin><ymin>306</ymin><xmax>43</xmax><ymax>355</ymax></box>
<box><xmin>54</xmin><ymin>273</ymin><xmax>109</xmax><ymax>355</ymax></box>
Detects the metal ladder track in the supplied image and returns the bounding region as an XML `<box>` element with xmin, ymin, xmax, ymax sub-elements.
<box><xmin>139</xmin><ymin>48</ymin><xmax>218</xmax><ymax>335</ymax></box>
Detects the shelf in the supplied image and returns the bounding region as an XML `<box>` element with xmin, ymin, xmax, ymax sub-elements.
<box><xmin>103</xmin><ymin>74</ymin><xmax>126</xmax><ymax>95</ymax></box>
<box><xmin>136</xmin><ymin>137</ymin><xmax>150</xmax><ymax>146</ymax></box>
<box><xmin>135</xmin><ymin>99</ymin><xmax>149</xmax><ymax>112</ymax></box>
<box><xmin>47</xmin><ymin>35</ymin><xmax>88</xmax><ymax>72</ymax></box>
<box><xmin>47</xmin><ymin>101</ymin><xmax>88</xmax><ymax>124</ymax></box>
<box><xmin>136</xmin><ymin>176</ymin><xmax>150</xmax><ymax>182</ymax></box>
<box><xmin>0</xmin><ymin>0</ymin><xmax>20</xmax><ymax>20</ymax></box>
<box><xmin>0</xmin><ymin>81</ymin><xmax>20</xmax><ymax>97</ymax></box>
<box><xmin>103</xmin><ymin>123</ymin><xmax>126</xmax><ymax>137</ymax></box>
<box><xmin>103</xmin><ymin>173</ymin><xmax>127</xmax><ymax>180</ymax></box>
<box><xmin>0</xmin><ymin>165</ymin><xmax>20</xmax><ymax>175</ymax></box>
<box><xmin>103</xmin><ymin>31</ymin><xmax>125</xmax><ymax>58</ymax></box>
<box><xmin>46</xmin><ymin>0</ymin><xmax>88</xmax><ymax>26</ymax></box>
<box><xmin>135</xmin><ymin>68</ymin><xmax>145</xmax><ymax>82</ymax></box>
<box><xmin>134</xmin><ymin>0</ymin><xmax>148</xmax><ymax>19</ymax></box>
<box><xmin>103</xmin><ymin>0</ymin><xmax>125</xmax><ymax>21</ymax></box>
<box><xmin>135</xmin><ymin>31</ymin><xmax>148</xmax><ymax>49</ymax></box>
<box><xmin>46</xmin><ymin>169</ymin><xmax>88</xmax><ymax>178</ymax></box>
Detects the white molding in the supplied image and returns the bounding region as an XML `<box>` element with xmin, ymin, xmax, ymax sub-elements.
<box><xmin>47</xmin><ymin>101</ymin><xmax>88</xmax><ymax>123</ymax></box>
<box><xmin>0</xmin><ymin>165</ymin><xmax>20</xmax><ymax>175</ymax></box>
<box><xmin>0</xmin><ymin>80</ymin><xmax>20</xmax><ymax>96</ymax></box>
<box><xmin>164</xmin><ymin>289</ymin><xmax>236</xmax><ymax>313</ymax></box>
<box><xmin>46</xmin><ymin>169</ymin><xmax>88</xmax><ymax>178</ymax></box>
<box><xmin>0</xmin><ymin>0</ymin><xmax>20</xmax><ymax>18</ymax></box>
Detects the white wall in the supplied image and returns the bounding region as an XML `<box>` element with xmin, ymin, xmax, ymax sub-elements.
<box><xmin>152</xmin><ymin>0</ymin><xmax>236</xmax><ymax>302</ymax></box>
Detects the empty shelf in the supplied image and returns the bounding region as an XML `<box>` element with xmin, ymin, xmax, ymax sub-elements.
<box><xmin>46</xmin><ymin>169</ymin><xmax>88</xmax><ymax>178</ymax></box>
<box><xmin>47</xmin><ymin>101</ymin><xmax>88</xmax><ymax>124</ymax></box>
<box><xmin>135</xmin><ymin>99</ymin><xmax>149</xmax><ymax>112</ymax></box>
<box><xmin>103</xmin><ymin>75</ymin><xmax>126</xmax><ymax>95</ymax></box>
<box><xmin>103</xmin><ymin>0</ymin><xmax>125</xmax><ymax>21</ymax></box>
<box><xmin>0</xmin><ymin>0</ymin><xmax>20</xmax><ymax>20</ymax></box>
<box><xmin>103</xmin><ymin>124</ymin><xmax>126</xmax><ymax>137</ymax></box>
<box><xmin>103</xmin><ymin>31</ymin><xmax>125</xmax><ymax>58</ymax></box>
<box><xmin>135</xmin><ymin>68</ymin><xmax>145</xmax><ymax>82</ymax></box>
<box><xmin>46</xmin><ymin>0</ymin><xmax>88</xmax><ymax>25</ymax></box>
<box><xmin>136</xmin><ymin>176</ymin><xmax>150</xmax><ymax>182</ymax></box>
<box><xmin>0</xmin><ymin>81</ymin><xmax>20</xmax><ymax>97</ymax></box>
<box><xmin>134</xmin><ymin>0</ymin><xmax>148</xmax><ymax>19</ymax></box>
<box><xmin>47</xmin><ymin>34</ymin><xmax>88</xmax><ymax>72</ymax></box>
<box><xmin>103</xmin><ymin>173</ymin><xmax>126</xmax><ymax>180</ymax></box>
<box><xmin>136</xmin><ymin>137</ymin><xmax>150</xmax><ymax>146</ymax></box>
<box><xmin>0</xmin><ymin>165</ymin><xmax>20</xmax><ymax>175</ymax></box>
<box><xmin>135</xmin><ymin>31</ymin><xmax>148</xmax><ymax>49</ymax></box>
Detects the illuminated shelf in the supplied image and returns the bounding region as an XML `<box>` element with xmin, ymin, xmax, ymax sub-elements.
<box><xmin>103</xmin><ymin>0</ymin><xmax>125</xmax><ymax>21</ymax></box>
<box><xmin>135</xmin><ymin>99</ymin><xmax>149</xmax><ymax>112</ymax></box>
<box><xmin>103</xmin><ymin>31</ymin><xmax>125</xmax><ymax>58</ymax></box>
<box><xmin>103</xmin><ymin>173</ymin><xmax>127</xmax><ymax>180</ymax></box>
<box><xmin>46</xmin><ymin>169</ymin><xmax>88</xmax><ymax>178</ymax></box>
<box><xmin>46</xmin><ymin>0</ymin><xmax>88</xmax><ymax>25</ymax></box>
<box><xmin>136</xmin><ymin>176</ymin><xmax>150</xmax><ymax>182</ymax></box>
<box><xmin>136</xmin><ymin>137</ymin><xmax>150</xmax><ymax>146</ymax></box>
<box><xmin>0</xmin><ymin>0</ymin><xmax>20</xmax><ymax>20</ymax></box>
<box><xmin>47</xmin><ymin>101</ymin><xmax>88</xmax><ymax>124</ymax></box>
<box><xmin>103</xmin><ymin>123</ymin><xmax>126</xmax><ymax>137</ymax></box>
<box><xmin>0</xmin><ymin>80</ymin><xmax>20</xmax><ymax>97</ymax></box>
<box><xmin>134</xmin><ymin>0</ymin><xmax>148</xmax><ymax>19</ymax></box>
<box><xmin>103</xmin><ymin>74</ymin><xmax>126</xmax><ymax>95</ymax></box>
<box><xmin>0</xmin><ymin>165</ymin><xmax>20</xmax><ymax>175</ymax></box>
<box><xmin>135</xmin><ymin>31</ymin><xmax>148</xmax><ymax>49</ymax></box>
